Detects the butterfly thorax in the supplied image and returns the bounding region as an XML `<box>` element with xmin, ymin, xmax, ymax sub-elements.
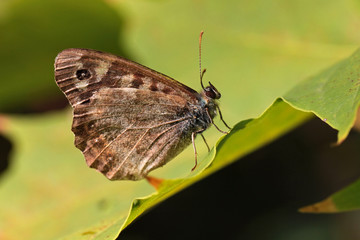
<box><xmin>201</xmin><ymin>82</ymin><xmax>221</xmax><ymax>118</ymax></box>
<box><xmin>188</xmin><ymin>83</ymin><xmax>221</xmax><ymax>132</ymax></box>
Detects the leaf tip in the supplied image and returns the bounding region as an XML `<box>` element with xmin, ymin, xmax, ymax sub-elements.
<box><xmin>299</xmin><ymin>197</ymin><xmax>338</xmax><ymax>213</ymax></box>
<box><xmin>0</xmin><ymin>114</ymin><xmax>9</xmax><ymax>134</ymax></box>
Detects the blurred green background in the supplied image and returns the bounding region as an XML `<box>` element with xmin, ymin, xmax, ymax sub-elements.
<box><xmin>0</xmin><ymin>0</ymin><xmax>360</xmax><ymax>239</ymax></box>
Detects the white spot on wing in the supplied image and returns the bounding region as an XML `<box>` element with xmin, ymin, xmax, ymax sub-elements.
<box><xmin>74</xmin><ymin>61</ymin><xmax>83</xmax><ymax>69</ymax></box>
<box><xmin>95</xmin><ymin>61</ymin><xmax>110</xmax><ymax>82</ymax></box>
<box><xmin>121</xmin><ymin>74</ymin><xmax>135</xmax><ymax>85</ymax></box>
<box><xmin>143</xmin><ymin>76</ymin><xmax>152</xmax><ymax>88</ymax></box>
<box><xmin>76</xmin><ymin>80</ymin><xmax>89</xmax><ymax>89</ymax></box>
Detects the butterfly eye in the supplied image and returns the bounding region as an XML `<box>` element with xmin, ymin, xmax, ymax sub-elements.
<box><xmin>204</xmin><ymin>82</ymin><xmax>221</xmax><ymax>99</ymax></box>
<box><xmin>205</xmin><ymin>87</ymin><xmax>216</xmax><ymax>99</ymax></box>
<box><xmin>76</xmin><ymin>69</ymin><xmax>91</xmax><ymax>80</ymax></box>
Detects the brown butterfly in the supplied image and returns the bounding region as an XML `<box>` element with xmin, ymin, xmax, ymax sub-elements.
<box><xmin>54</xmin><ymin>32</ymin><xmax>230</xmax><ymax>180</ymax></box>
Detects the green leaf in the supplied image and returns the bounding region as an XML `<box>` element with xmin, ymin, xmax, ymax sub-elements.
<box><xmin>284</xmin><ymin>48</ymin><xmax>360</xmax><ymax>143</ymax></box>
<box><xmin>1</xmin><ymin>0</ymin><xmax>360</xmax><ymax>238</ymax></box>
<box><xmin>0</xmin><ymin>99</ymin><xmax>311</xmax><ymax>239</ymax></box>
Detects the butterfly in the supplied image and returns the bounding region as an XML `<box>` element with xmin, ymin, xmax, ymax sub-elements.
<box><xmin>54</xmin><ymin>32</ymin><xmax>230</xmax><ymax>181</ymax></box>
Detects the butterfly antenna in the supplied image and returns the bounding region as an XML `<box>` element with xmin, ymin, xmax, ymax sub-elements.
<box><xmin>199</xmin><ymin>31</ymin><xmax>206</xmax><ymax>90</ymax></box>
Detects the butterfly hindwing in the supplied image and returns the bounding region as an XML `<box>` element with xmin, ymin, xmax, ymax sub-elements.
<box><xmin>72</xmin><ymin>88</ymin><xmax>193</xmax><ymax>180</ymax></box>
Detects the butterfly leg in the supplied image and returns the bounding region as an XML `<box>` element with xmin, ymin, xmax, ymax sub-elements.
<box><xmin>191</xmin><ymin>132</ymin><xmax>198</xmax><ymax>171</ymax></box>
<box><xmin>216</xmin><ymin>105</ymin><xmax>231</xmax><ymax>130</ymax></box>
<box><xmin>206</xmin><ymin>108</ymin><xmax>228</xmax><ymax>134</ymax></box>
<box><xmin>200</xmin><ymin>133</ymin><xmax>210</xmax><ymax>152</ymax></box>
<box><xmin>191</xmin><ymin>129</ymin><xmax>206</xmax><ymax>171</ymax></box>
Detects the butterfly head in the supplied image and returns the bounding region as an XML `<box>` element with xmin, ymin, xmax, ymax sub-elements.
<box><xmin>203</xmin><ymin>82</ymin><xmax>221</xmax><ymax>100</ymax></box>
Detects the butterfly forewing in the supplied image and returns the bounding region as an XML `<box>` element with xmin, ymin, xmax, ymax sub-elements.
<box><xmin>55</xmin><ymin>48</ymin><xmax>199</xmax><ymax>106</ymax></box>
<box><xmin>54</xmin><ymin>48</ymin><xmax>202</xmax><ymax>180</ymax></box>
